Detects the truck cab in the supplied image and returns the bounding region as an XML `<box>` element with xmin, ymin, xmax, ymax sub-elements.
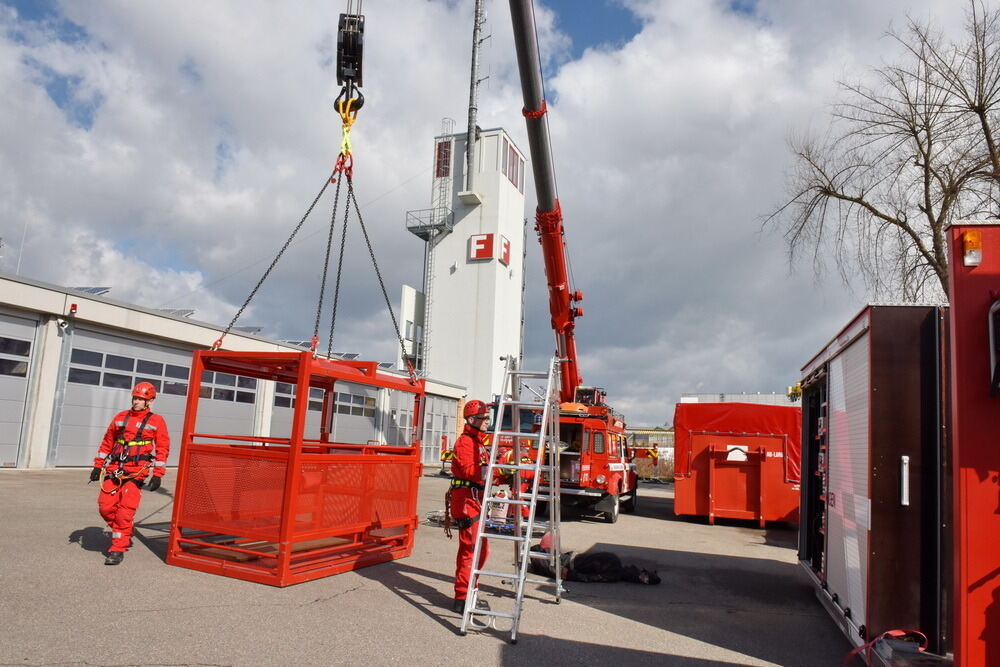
<box><xmin>554</xmin><ymin>400</ymin><xmax>637</xmax><ymax>523</ymax></box>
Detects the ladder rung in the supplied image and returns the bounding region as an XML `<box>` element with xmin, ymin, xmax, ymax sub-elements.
<box><xmin>486</xmin><ymin>496</ymin><xmax>534</xmax><ymax>506</ymax></box>
<box><xmin>493</xmin><ymin>463</ymin><xmax>541</xmax><ymax>472</ymax></box>
<box><xmin>497</xmin><ymin>430</ymin><xmax>543</xmax><ymax>439</ymax></box>
<box><xmin>465</xmin><ymin>608</ymin><xmax>516</xmax><ymax>620</ymax></box>
<box><xmin>509</xmin><ymin>370</ymin><xmax>548</xmax><ymax>378</ymax></box>
<box><xmin>480</xmin><ymin>532</ymin><xmax>528</xmax><ymax>542</ymax></box>
<box><xmin>475</xmin><ymin>568</ymin><xmax>522</xmax><ymax>579</ymax></box>
<box><xmin>501</xmin><ymin>400</ymin><xmax>546</xmax><ymax>408</ymax></box>
<box><xmin>527</xmin><ymin>550</ymin><xmax>552</xmax><ymax>559</ymax></box>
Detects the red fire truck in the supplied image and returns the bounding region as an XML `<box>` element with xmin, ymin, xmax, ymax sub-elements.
<box><xmin>498</xmin><ymin>2</ymin><xmax>645</xmax><ymax>523</ymax></box>
<box><xmin>493</xmin><ymin>387</ymin><xmax>639</xmax><ymax>523</ymax></box>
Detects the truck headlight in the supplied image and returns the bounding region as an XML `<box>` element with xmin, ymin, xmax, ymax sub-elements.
<box><xmin>596</xmin><ymin>474</ymin><xmax>606</xmax><ymax>484</ymax></box>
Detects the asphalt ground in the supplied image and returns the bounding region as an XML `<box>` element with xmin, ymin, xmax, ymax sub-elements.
<box><xmin>0</xmin><ymin>470</ymin><xmax>851</xmax><ymax>666</ymax></box>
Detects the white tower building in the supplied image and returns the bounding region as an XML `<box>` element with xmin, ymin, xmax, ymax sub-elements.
<box><xmin>403</xmin><ymin>128</ymin><xmax>527</xmax><ymax>401</ymax></box>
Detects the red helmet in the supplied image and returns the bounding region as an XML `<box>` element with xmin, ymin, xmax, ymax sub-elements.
<box><xmin>463</xmin><ymin>399</ymin><xmax>489</xmax><ymax>418</ymax></box>
<box><xmin>132</xmin><ymin>382</ymin><xmax>157</xmax><ymax>400</ymax></box>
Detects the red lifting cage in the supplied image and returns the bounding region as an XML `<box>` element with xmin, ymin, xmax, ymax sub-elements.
<box><xmin>673</xmin><ymin>402</ymin><xmax>801</xmax><ymax>526</ymax></box>
<box><xmin>166</xmin><ymin>350</ymin><xmax>425</xmax><ymax>586</ymax></box>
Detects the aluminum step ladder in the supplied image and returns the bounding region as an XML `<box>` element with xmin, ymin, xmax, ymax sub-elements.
<box><xmin>459</xmin><ymin>355</ymin><xmax>563</xmax><ymax>643</ymax></box>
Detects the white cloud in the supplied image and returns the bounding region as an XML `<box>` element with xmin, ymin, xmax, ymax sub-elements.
<box><xmin>0</xmin><ymin>0</ymin><xmax>971</xmax><ymax>425</ymax></box>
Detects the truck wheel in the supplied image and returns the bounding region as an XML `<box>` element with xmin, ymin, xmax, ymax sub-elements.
<box><xmin>623</xmin><ymin>488</ymin><xmax>638</xmax><ymax>513</ymax></box>
<box><xmin>603</xmin><ymin>494</ymin><xmax>620</xmax><ymax>523</ymax></box>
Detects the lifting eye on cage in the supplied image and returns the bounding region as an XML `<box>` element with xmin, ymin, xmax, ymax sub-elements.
<box><xmin>989</xmin><ymin>299</ymin><xmax>1000</xmax><ymax>397</ymax></box>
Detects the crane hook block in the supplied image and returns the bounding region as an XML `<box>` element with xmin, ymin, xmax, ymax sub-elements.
<box><xmin>337</xmin><ymin>13</ymin><xmax>364</xmax><ymax>87</ymax></box>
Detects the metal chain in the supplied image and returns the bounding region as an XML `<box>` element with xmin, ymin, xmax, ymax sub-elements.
<box><xmin>213</xmin><ymin>171</ymin><xmax>336</xmax><ymax>350</ymax></box>
<box><xmin>347</xmin><ymin>177</ymin><xmax>416</xmax><ymax>383</ymax></box>
<box><xmin>327</xmin><ymin>189</ymin><xmax>351</xmax><ymax>358</ymax></box>
<box><xmin>312</xmin><ymin>176</ymin><xmax>345</xmax><ymax>349</ymax></box>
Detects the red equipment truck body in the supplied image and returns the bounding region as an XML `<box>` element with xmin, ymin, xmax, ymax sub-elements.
<box><xmin>946</xmin><ymin>223</ymin><xmax>999</xmax><ymax>666</ymax></box>
<box><xmin>673</xmin><ymin>402</ymin><xmax>801</xmax><ymax>525</ymax></box>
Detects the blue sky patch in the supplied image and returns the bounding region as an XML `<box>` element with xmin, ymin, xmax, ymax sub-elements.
<box><xmin>727</xmin><ymin>0</ymin><xmax>759</xmax><ymax>16</ymax></box>
<box><xmin>1</xmin><ymin>0</ymin><xmax>89</xmax><ymax>44</ymax></box>
<box><xmin>214</xmin><ymin>141</ymin><xmax>234</xmax><ymax>182</ymax></box>
<box><xmin>179</xmin><ymin>57</ymin><xmax>202</xmax><ymax>85</ymax></box>
<box><xmin>23</xmin><ymin>56</ymin><xmax>103</xmax><ymax>130</ymax></box>
<box><xmin>544</xmin><ymin>0</ymin><xmax>642</xmax><ymax>59</ymax></box>
<box><xmin>213</xmin><ymin>119</ymin><xmax>237</xmax><ymax>183</ymax></box>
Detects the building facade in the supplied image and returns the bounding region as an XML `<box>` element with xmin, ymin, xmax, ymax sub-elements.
<box><xmin>403</xmin><ymin>127</ymin><xmax>527</xmax><ymax>403</ymax></box>
<box><xmin>0</xmin><ymin>273</ymin><xmax>463</xmax><ymax>468</ymax></box>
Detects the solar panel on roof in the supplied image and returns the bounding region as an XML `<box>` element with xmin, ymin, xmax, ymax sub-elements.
<box><xmin>156</xmin><ymin>308</ymin><xmax>195</xmax><ymax>318</ymax></box>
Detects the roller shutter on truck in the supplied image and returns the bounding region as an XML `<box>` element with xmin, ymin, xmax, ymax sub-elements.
<box><xmin>798</xmin><ymin>305</ymin><xmax>947</xmax><ymax>654</ymax></box>
<box><xmin>824</xmin><ymin>329</ymin><xmax>870</xmax><ymax>631</ymax></box>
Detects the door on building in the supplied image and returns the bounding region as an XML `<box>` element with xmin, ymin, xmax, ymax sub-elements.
<box><xmin>0</xmin><ymin>312</ymin><xmax>38</xmax><ymax>467</ymax></box>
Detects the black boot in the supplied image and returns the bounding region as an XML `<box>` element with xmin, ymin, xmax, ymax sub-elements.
<box><xmin>104</xmin><ymin>551</ymin><xmax>124</xmax><ymax>566</ymax></box>
<box><xmin>452</xmin><ymin>597</ymin><xmax>489</xmax><ymax>613</ymax></box>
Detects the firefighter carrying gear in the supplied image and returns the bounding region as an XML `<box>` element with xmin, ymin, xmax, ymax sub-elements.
<box><xmin>448</xmin><ymin>420</ymin><xmax>491</xmax><ymax>602</ymax></box>
<box><xmin>93</xmin><ymin>398</ymin><xmax>170</xmax><ymax>555</ymax></box>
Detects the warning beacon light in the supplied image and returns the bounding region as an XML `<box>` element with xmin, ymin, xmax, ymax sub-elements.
<box><xmin>962</xmin><ymin>229</ymin><xmax>983</xmax><ymax>266</ymax></box>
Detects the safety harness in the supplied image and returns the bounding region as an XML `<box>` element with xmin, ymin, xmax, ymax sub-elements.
<box><xmin>442</xmin><ymin>431</ymin><xmax>490</xmax><ymax>539</ymax></box>
<box><xmin>444</xmin><ymin>478</ymin><xmax>485</xmax><ymax>539</ymax></box>
<box><xmin>100</xmin><ymin>411</ymin><xmax>156</xmax><ymax>494</ymax></box>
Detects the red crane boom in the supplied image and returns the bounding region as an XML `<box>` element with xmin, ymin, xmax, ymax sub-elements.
<box><xmin>509</xmin><ymin>0</ymin><xmax>584</xmax><ymax>403</ymax></box>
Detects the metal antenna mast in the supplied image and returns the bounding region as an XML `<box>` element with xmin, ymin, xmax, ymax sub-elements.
<box><xmin>465</xmin><ymin>0</ymin><xmax>488</xmax><ymax>194</ymax></box>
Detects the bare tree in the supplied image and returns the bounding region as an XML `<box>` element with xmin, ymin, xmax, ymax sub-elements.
<box><xmin>766</xmin><ymin>1</ymin><xmax>1000</xmax><ymax>301</ymax></box>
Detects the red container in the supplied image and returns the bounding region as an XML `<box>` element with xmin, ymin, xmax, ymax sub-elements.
<box><xmin>166</xmin><ymin>350</ymin><xmax>425</xmax><ymax>586</ymax></box>
<box><xmin>673</xmin><ymin>402</ymin><xmax>801</xmax><ymax>526</ymax></box>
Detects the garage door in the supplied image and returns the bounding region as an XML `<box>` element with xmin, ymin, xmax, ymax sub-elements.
<box><xmin>0</xmin><ymin>312</ymin><xmax>38</xmax><ymax>467</ymax></box>
<box><xmin>56</xmin><ymin>328</ymin><xmax>256</xmax><ymax>466</ymax></box>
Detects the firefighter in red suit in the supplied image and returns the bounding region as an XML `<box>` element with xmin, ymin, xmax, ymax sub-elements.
<box><xmin>447</xmin><ymin>399</ymin><xmax>492</xmax><ymax>613</ymax></box>
<box><xmin>89</xmin><ymin>382</ymin><xmax>170</xmax><ymax>565</ymax></box>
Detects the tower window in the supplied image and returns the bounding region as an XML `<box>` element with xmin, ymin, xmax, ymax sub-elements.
<box><xmin>435</xmin><ymin>140</ymin><xmax>452</xmax><ymax>177</ymax></box>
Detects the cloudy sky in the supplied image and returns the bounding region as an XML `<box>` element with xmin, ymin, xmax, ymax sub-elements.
<box><xmin>0</xmin><ymin>0</ymin><xmax>970</xmax><ymax>425</ymax></box>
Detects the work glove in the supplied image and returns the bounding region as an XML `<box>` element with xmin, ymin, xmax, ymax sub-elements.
<box><xmin>89</xmin><ymin>467</ymin><xmax>101</xmax><ymax>483</ymax></box>
<box><xmin>147</xmin><ymin>476</ymin><xmax>162</xmax><ymax>492</ymax></box>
